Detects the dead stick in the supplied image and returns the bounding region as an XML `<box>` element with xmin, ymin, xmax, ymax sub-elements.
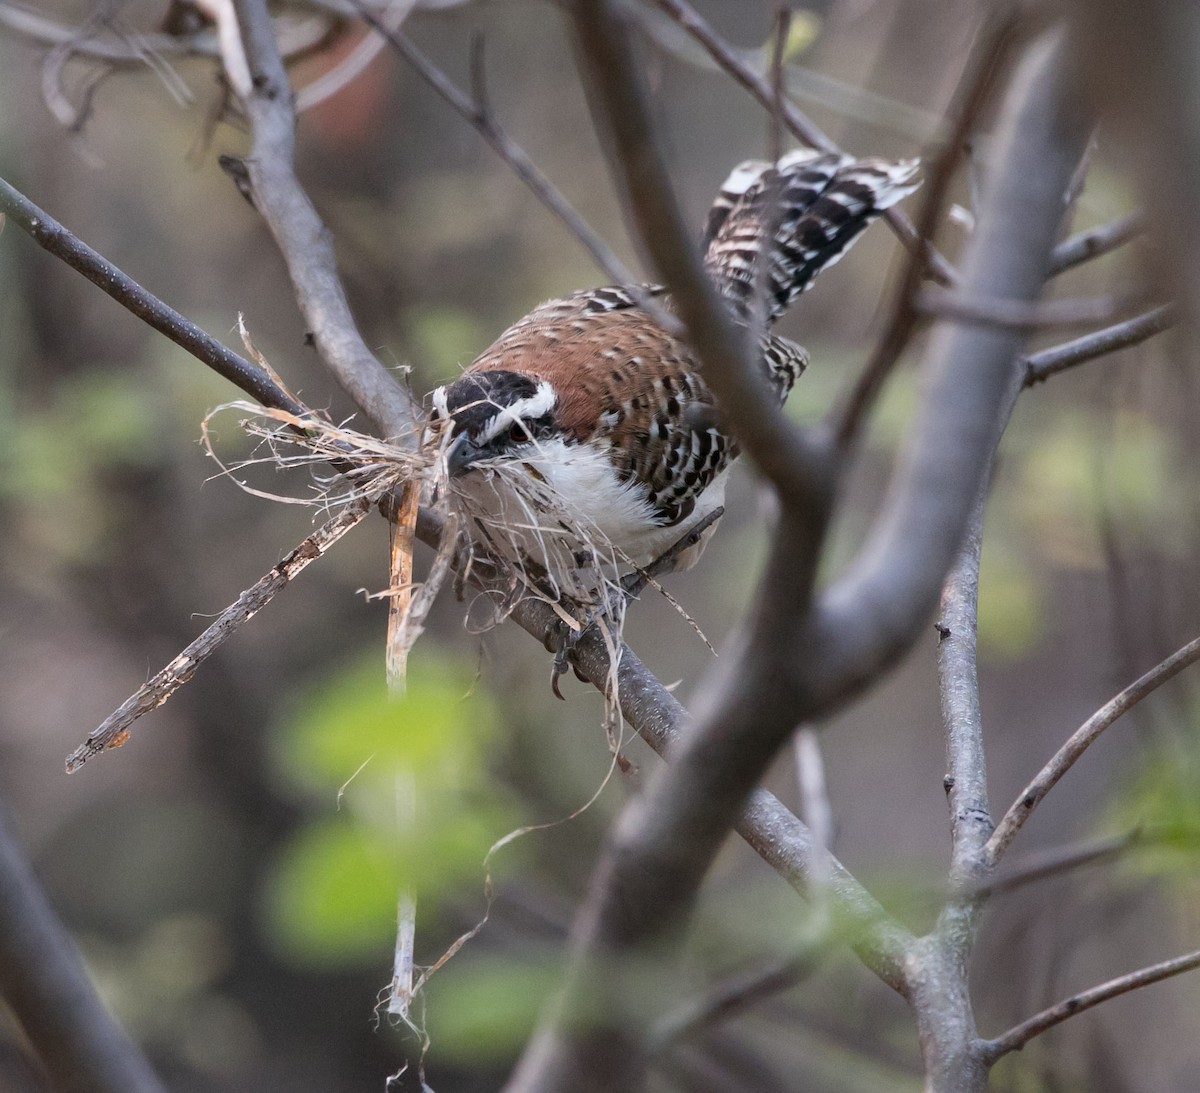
<box><xmin>65</xmin><ymin>498</ymin><xmax>372</xmax><ymax>772</ymax></box>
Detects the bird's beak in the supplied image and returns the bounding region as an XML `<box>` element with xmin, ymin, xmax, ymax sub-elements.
<box><xmin>446</xmin><ymin>433</ymin><xmax>484</xmax><ymax>477</ymax></box>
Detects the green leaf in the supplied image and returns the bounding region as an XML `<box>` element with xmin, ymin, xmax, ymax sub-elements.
<box><xmin>264</xmin><ymin>820</ymin><xmax>403</xmax><ymax>966</ymax></box>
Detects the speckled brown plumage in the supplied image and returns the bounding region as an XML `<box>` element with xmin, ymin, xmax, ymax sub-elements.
<box><xmin>431</xmin><ymin>150</ymin><xmax>919</xmax><ymax>570</ymax></box>
<box><xmin>464</xmin><ymin>290</ymin><xmax>806</xmax><ymax>524</ymax></box>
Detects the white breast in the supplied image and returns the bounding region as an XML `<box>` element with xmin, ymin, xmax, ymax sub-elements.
<box><xmin>449</xmin><ymin>438</ymin><xmax>727</xmax><ymax>601</ymax></box>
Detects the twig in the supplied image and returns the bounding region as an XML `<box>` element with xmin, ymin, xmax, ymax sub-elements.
<box><xmin>975</xmin><ymin>829</ymin><xmax>1147</xmax><ymax>898</ymax></box>
<box><xmin>0</xmin><ymin>1</ymin><xmax>330</xmax><ymax>64</ymax></box>
<box><xmin>343</xmin><ymin>0</ymin><xmax>644</xmax><ymax>298</ymax></box>
<box><xmin>1023</xmin><ymin>304</ymin><xmax>1174</xmax><ymax>385</ymax></box>
<box><xmin>0</xmin><ymin>799</ymin><xmax>167</xmax><ymax>1093</ymax></box>
<box><xmin>65</xmin><ymin>498</ymin><xmax>373</xmax><ymax>772</ymax></box>
<box><xmin>982</xmin><ymin>948</ymin><xmax>1200</xmax><ymax>1060</ymax></box>
<box><xmin>1047</xmin><ymin>210</ymin><xmax>1145</xmax><ymax>277</ymax></box>
<box><xmin>793</xmin><ymin>726</ymin><xmax>832</xmax><ymax>929</ymax></box>
<box><xmin>649</xmin><ymin>949</ymin><xmax>825</xmax><ymax>1051</ymax></box>
<box><xmin>985</xmin><ymin>633</ymin><xmax>1200</xmax><ymax>866</ymax></box>
<box><xmin>916</xmin><ymin>286</ymin><xmax>1127</xmax><ymax>330</ymax></box>
<box><xmin>0</xmin><ymin>176</ymin><xmax>310</xmax><ymax>417</ymax></box>
<box><xmin>295</xmin><ymin>0</ymin><xmax>416</xmax><ymax>113</ymax></box>
<box><xmin>646</xmin><ymin>0</ymin><xmax>958</xmax><ymax>287</ymax></box>
<box><xmin>229</xmin><ymin>0</ymin><xmax>415</xmax><ymax>439</ymax></box>
<box><xmin>833</xmin><ymin>6</ymin><xmax>1020</xmax><ymax>451</ymax></box>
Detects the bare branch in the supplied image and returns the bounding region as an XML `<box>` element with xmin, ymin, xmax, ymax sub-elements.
<box><xmin>986</xmin><ymin>633</ymin><xmax>1200</xmax><ymax>866</ymax></box>
<box><xmin>0</xmin><ymin>1</ymin><xmax>330</xmax><ymax>64</ymax></box>
<box><xmin>295</xmin><ymin>0</ymin><xmax>416</xmax><ymax>113</ymax></box>
<box><xmin>344</xmin><ymin>0</ymin><xmax>645</xmax><ymax>296</ymax></box>
<box><xmin>975</xmin><ymin>829</ymin><xmax>1148</xmax><ymax>899</ymax></box>
<box><xmin>834</xmin><ymin>7</ymin><xmax>1021</xmax><ymax>451</ymax></box>
<box><xmin>937</xmin><ymin>494</ymin><xmax>992</xmax><ymax>887</ymax></box>
<box><xmin>982</xmin><ymin>948</ymin><xmax>1200</xmax><ymax>1061</ymax></box>
<box><xmin>65</xmin><ymin>499</ymin><xmax>373</xmax><ymax>773</ymax></box>
<box><xmin>916</xmin><ymin>286</ymin><xmax>1129</xmax><ymax>330</ymax></box>
<box><xmin>811</xmin><ymin>31</ymin><xmax>1091</xmax><ymax>717</ymax></box>
<box><xmin>1023</xmin><ymin>304</ymin><xmax>1174</xmax><ymax>385</ymax></box>
<box><xmin>645</xmin><ymin>0</ymin><xmax>959</xmax><ymax>287</ymax></box>
<box><xmin>0</xmin><ymin>800</ymin><xmax>167</xmax><ymax>1093</ymax></box>
<box><xmin>0</xmin><ymin>176</ymin><xmax>310</xmax><ymax>417</ymax></box>
<box><xmin>1048</xmin><ymin>210</ymin><xmax>1146</xmax><ymax>277</ymax></box>
<box><xmin>650</xmin><ymin>950</ymin><xmax>825</xmax><ymax>1052</ymax></box>
<box><xmin>229</xmin><ymin>0</ymin><xmax>415</xmax><ymax>438</ymax></box>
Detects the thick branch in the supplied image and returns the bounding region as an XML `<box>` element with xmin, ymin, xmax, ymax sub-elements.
<box><xmin>230</xmin><ymin>0</ymin><xmax>415</xmax><ymax>438</ymax></box>
<box><xmin>986</xmin><ymin>633</ymin><xmax>1200</xmax><ymax>866</ymax></box>
<box><xmin>0</xmin><ymin>801</ymin><xmax>166</xmax><ymax>1093</ymax></box>
<box><xmin>982</xmin><ymin>949</ymin><xmax>1200</xmax><ymax>1061</ymax></box>
<box><xmin>503</xmin><ymin>17</ymin><xmax>1093</xmax><ymax>1093</ymax></box>
<box><xmin>810</xmin><ymin>32</ymin><xmax>1091</xmax><ymax>712</ymax></box>
<box><xmin>937</xmin><ymin>494</ymin><xmax>992</xmax><ymax>887</ymax></box>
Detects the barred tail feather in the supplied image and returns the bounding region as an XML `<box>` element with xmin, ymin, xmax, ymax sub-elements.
<box><xmin>704</xmin><ymin>150</ymin><xmax>920</xmax><ymax>324</ymax></box>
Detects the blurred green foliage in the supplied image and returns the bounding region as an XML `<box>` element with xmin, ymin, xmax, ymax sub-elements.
<box><xmin>0</xmin><ymin>364</ymin><xmax>162</xmax><ymax>563</ymax></box>
<box><xmin>1108</xmin><ymin>697</ymin><xmax>1200</xmax><ymax>900</ymax></box>
<box><xmin>426</xmin><ymin>953</ymin><xmax>565</xmax><ymax>1063</ymax></box>
<box><xmin>264</xmin><ymin>648</ymin><xmax>514</xmax><ymax>966</ymax></box>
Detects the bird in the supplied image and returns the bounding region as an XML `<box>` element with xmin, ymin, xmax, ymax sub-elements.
<box><xmin>428</xmin><ymin>149</ymin><xmax>919</xmax><ymax>608</ymax></box>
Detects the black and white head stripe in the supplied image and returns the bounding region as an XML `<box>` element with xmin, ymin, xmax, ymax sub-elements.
<box><xmin>432</xmin><ymin>370</ymin><xmax>557</xmax><ymax>444</ymax></box>
<box><xmin>704</xmin><ymin>152</ymin><xmax>920</xmax><ymax>324</ymax></box>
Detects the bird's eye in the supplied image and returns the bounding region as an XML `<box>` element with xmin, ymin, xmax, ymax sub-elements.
<box><xmin>506</xmin><ymin>422</ymin><xmax>528</xmax><ymax>444</ymax></box>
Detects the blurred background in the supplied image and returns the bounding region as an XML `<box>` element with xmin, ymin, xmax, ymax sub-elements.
<box><xmin>1</xmin><ymin>1</ymin><xmax>1198</xmax><ymax>1090</ymax></box>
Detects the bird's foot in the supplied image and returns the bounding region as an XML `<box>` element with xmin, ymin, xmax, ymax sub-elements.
<box><xmin>546</xmin><ymin>609</ymin><xmax>590</xmax><ymax>700</ymax></box>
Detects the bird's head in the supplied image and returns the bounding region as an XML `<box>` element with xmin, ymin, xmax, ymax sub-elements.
<box><xmin>430</xmin><ymin>370</ymin><xmax>559</xmax><ymax>476</ymax></box>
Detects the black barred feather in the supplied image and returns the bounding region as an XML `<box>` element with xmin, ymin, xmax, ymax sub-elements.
<box><xmin>705</xmin><ymin>150</ymin><xmax>920</xmax><ymax>324</ymax></box>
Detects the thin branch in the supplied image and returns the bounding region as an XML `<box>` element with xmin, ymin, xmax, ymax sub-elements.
<box><xmin>986</xmin><ymin>633</ymin><xmax>1200</xmax><ymax>866</ymax></box>
<box><xmin>341</xmin><ymin>0</ymin><xmax>644</xmax><ymax>297</ymax></box>
<box><xmin>833</xmin><ymin>6</ymin><xmax>1021</xmax><ymax>451</ymax></box>
<box><xmin>1047</xmin><ymin>210</ymin><xmax>1145</xmax><ymax>277</ymax></box>
<box><xmin>982</xmin><ymin>948</ymin><xmax>1200</xmax><ymax>1061</ymax></box>
<box><xmin>230</xmin><ymin>0</ymin><xmax>415</xmax><ymax>439</ymax></box>
<box><xmin>0</xmin><ymin>800</ymin><xmax>167</xmax><ymax>1093</ymax></box>
<box><xmin>646</xmin><ymin>0</ymin><xmax>959</xmax><ymax>287</ymax></box>
<box><xmin>1023</xmin><ymin>304</ymin><xmax>1174</xmax><ymax>385</ymax></box>
<box><xmin>65</xmin><ymin>498</ymin><xmax>373</xmax><ymax>773</ymax></box>
<box><xmin>649</xmin><ymin>950</ymin><xmax>825</xmax><ymax>1052</ymax></box>
<box><xmin>975</xmin><ymin>829</ymin><xmax>1148</xmax><ymax>899</ymax></box>
<box><xmin>0</xmin><ymin>1</ymin><xmax>331</xmax><ymax>64</ymax></box>
<box><xmin>916</xmin><ymin>286</ymin><xmax>1128</xmax><ymax>330</ymax></box>
<box><xmin>295</xmin><ymin>0</ymin><xmax>416</xmax><ymax>113</ymax></box>
<box><xmin>0</xmin><ymin>177</ymin><xmax>309</xmax><ymax>415</ymax></box>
